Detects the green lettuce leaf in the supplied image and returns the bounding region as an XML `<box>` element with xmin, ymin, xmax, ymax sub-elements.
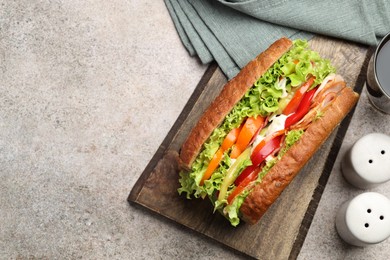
<box><xmin>178</xmin><ymin>39</ymin><xmax>336</xmax><ymax>225</ymax></box>
<box><xmin>223</xmin><ymin>188</ymin><xmax>251</xmax><ymax>227</ymax></box>
<box><xmin>221</xmin><ymin>129</ymin><xmax>304</xmax><ymax>226</ymax></box>
<box><xmin>278</xmin><ymin>129</ymin><xmax>305</xmax><ymax>159</ymax></box>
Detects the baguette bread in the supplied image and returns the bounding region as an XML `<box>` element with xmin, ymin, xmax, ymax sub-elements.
<box><xmin>178</xmin><ymin>37</ymin><xmax>359</xmax><ymax>225</ymax></box>
<box><xmin>240</xmin><ymin>87</ymin><xmax>358</xmax><ymax>224</ymax></box>
<box><xmin>180</xmin><ymin>38</ymin><xmax>293</xmax><ymax>169</ymax></box>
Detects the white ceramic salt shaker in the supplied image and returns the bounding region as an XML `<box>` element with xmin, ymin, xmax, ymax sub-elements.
<box><xmin>341</xmin><ymin>133</ymin><xmax>390</xmax><ymax>189</ymax></box>
<box><xmin>335</xmin><ymin>192</ymin><xmax>390</xmax><ymax>247</ymax></box>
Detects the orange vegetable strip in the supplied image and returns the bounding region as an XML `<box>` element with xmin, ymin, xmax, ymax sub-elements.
<box><xmin>221</xmin><ymin>126</ymin><xmax>241</xmax><ymax>151</ymax></box>
<box><xmin>230</xmin><ymin>116</ymin><xmax>265</xmax><ymax>159</ymax></box>
<box><xmin>200</xmin><ymin>148</ymin><xmax>224</xmax><ymax>186</ymax></box>
<box><xmin>200</xmin><ymin>126</ymin><xmax>242</xmax><ymax>185</ymax></box>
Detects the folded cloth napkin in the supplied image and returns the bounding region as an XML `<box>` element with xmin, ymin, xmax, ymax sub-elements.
<box><xmin>165</xmin><ymin>0</ymin><xmax>390</xmax><ymax>79</ymax></box>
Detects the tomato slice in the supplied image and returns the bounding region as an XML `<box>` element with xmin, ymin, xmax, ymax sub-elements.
<box><xmin>230</xmin><ymin>116</ymin><xmax>265</xmax><ymax>159</ymax></box>
<box><xmin>283</xmin><ymin>76</ymin><xmax>315</xmax><ymax>115</ymax></box>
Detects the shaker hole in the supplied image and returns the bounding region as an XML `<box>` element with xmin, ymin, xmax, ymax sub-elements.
<box><xmin>365</xmin><ymin>223</ymin><xmax>369</xmax><ymax>228</ymax></box>
<box><xmin>381</xmin><ymin>150</ymin><xmax>386</xmax><ymax>155</ymax></box>
<box><xmin>367</xmin><ymin>209</ymin><xmax>372</xmax><ymax>213</ymax></box>
<box><xmin>380</xmin><ymin>215</ymin><xmax>384</xmax><ymax>220</ymax></box>
<box><xmin>369</xmin><ymin>159</ymin><xmax>373</xmax><ymax>164</ymax></box>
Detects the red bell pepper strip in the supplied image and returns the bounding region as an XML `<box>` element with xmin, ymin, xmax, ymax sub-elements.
<box><xmin>251</xmin><ymin>130</ymin><xmax>285</xmax><ymax>159</ymax></box>
<box><xmin>285</xmin><ymin>87</ymin><xmax>318</xmax><ymax>129</ymax></box>
<box><xmin>228</xmin><ymin>166</ymin><xmax>261</xmax><ymax>204</ymax></box>
<box><xmin>250</xmin><ymin>134</ymin><xmax>283</xmax><ymax>167</ymax></box>
<box><xmin>228</xmin><ymin>133</ymin><xmax>284</xmax><ymax>203</ymax></box>
<box><xmin>234</xmin><ymin>164</ymin><xmax>259</xmax><ymax>186</ymax></box>
<box><xmin>234</xmin><ymin>134</ymin><xmax>283</xmax><ymax>186</ymax></box>
<box><xmin>230</xmin><ymin>116</ymin><xmax>265</xmax><ymax>159</ymax></box>
<box><xmin>283</xmin><ymin>76</ymin><xmax>315</xmax><ymax>115</ymax></box>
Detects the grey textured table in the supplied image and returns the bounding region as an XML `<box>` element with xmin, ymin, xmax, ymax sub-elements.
<box><xmin>298</xmin><ymin>87</ymin><xmax>390</xmax><ymax>260</ymax></box>
<box><xmin>1</xmin><ymin>1</ymin><xmax>389</xmax><ymax>259</ymax></box>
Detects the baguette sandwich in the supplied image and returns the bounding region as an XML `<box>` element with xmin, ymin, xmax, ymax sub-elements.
<box><xmin>178</xmin><ymin>38</ymin><xmax>359</xmax><ymax>226</ymax></box>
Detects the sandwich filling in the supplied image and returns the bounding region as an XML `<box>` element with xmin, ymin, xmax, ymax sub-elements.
<box><xmin>178</xmin><ymin>40</ymin><xmax>346</xmax><ymax>226</ymax></box>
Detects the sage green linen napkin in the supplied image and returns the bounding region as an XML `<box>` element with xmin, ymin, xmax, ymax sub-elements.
<box><xmin>189</xmin><ymin>0</ymin><xmax>312</xmax><ymax>78</ymax></box>
<box><xmin>218</xmin><ymin>0</ymin><xmax>390</xmax><ymax>45</ymax></box>
<box><xmin>174</xmin><ymin>0</ymin><xmax>241</xmax><ymax>77</ymax></box>
<box><xmin>165</xmin><ymin>0</ymin><xmax>311</xmax><ymax>78</ymax></box>
<box><xmin>165</xmin><ymin>0</ymin><xmax>390</xmax><ymax>79</ymax></box>
<box><xmin>164</xmin><ymin>0</ymin><xmax>196</xmax><ymax>57</ymax></box>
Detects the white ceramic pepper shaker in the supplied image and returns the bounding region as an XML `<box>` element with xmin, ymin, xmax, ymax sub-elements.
<box><xmin>335</xmin><ymin>192</ymin><xmax>390</xmax><ymax>247</ymax></box>
<box><xmin>341</xmin><ymin>133</ymin><xmax>390</xmax><ymax>189</ymax></box>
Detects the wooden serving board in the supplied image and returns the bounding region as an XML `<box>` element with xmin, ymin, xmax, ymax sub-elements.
<box><xmin>128</xmin><ymin>36</ymin><xmax>370</xmax><ymax>259</ymax></box>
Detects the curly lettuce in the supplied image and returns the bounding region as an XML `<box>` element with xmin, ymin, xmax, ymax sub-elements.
<box><xmin>222</xmin><ymin>129</ymin><xmax>304</xmax><ymax>226</ymax></box>
<box><xmin>178</xmin><ymin>39</ymin><xmax>335</xmax><ymax>226</ymax></box>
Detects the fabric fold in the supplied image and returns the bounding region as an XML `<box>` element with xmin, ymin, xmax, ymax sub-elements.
<box><xmin>165</xmin><ymin>0</ymin><xmax>390</xmax><ymax>79</ymax></box>
<box><xmin>176</xmin><ymin>0</ymin><xmax>241</xmax><ymax>78</ymax></box>
<box><xmin>189</xmin><ymin>0</ymin><xmax>312</xmax><ymax>70</ymax></box>
<box><xmin>165</xmin><ymin>0</ymin><xmax>196</xmax><ymax>56</ymax></box>
<box><xmin>166</xmin><ymin>0</ymin><xmax>214</xmax><ymax>64</ymax></box>
<box><xmin>217</xmin><ymin>0</ymin><xmax>390</xmax><ymax>45</ymax></box>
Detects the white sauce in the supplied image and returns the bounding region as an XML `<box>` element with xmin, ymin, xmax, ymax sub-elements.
<box><xmin>266</xmin><ymin>114</ymin><xmax>288</xmax><ymax>135</ymax></box>
<box><xmin>250</xmin><ymin>114</ymin><xmax>288</xmax><ymax>152</ymax></box>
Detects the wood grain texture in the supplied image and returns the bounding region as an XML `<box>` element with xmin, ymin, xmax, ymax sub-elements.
<box><xmin>128</xmin><ymin>36</ymin><xmax>369</xmax><ymax>260</ymax></box>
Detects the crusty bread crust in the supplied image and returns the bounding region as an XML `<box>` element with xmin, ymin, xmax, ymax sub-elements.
<box><xmin>240</xmin><ymin>87</ymin><xmax>359</xmax><ymax>224</ymax></box>
<box><xmin>180</xmin><ymin>37</ymin><xmax>293</xmax><ymax>169</ymax></box>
